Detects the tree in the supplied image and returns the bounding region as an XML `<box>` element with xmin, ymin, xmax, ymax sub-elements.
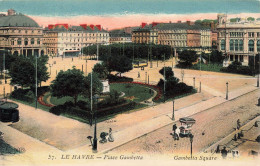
<box><xmin>50</xmin><ymin>67</ymin><xmax>85</xmax><ymax>104</ymax></box>
<box><xmin>210</xmin><ymin>50</ymin><xmax>224</xmax><ymax>64</ymax></box>
<box><xmin>9</xmin><ymin>57</ymin><xmax>35</xmax><ymax>88</ymax></box>
<box><xmin>247</xmin><ymin>17</ymin><xmax>255</xmax><ymax>21</ymax></box>
<box><xmin>92</xmin><ymin>63</ymin><xmax>108</xmax><ymax>79</ymax></box>
<box><xmin>159</xmin><ymin>67</ymin><xmax>174</xmax><ymax>80</ymax></box>
<box><xmin>83</xmin><ymin>72</ymin><xmax>103</xmax><ymax>99</ymax></box>
<box><xmin>178</xmin><ymin>50</ymin><xmax>198</xmax><ymax>68</ymax></box>
<box><xmin>157</xmin><ymin>67</ymin><xmax>179</xmax><ymax>96</ymax></box>
<box><xmin>105</xmin><ymin>54</ymin><xmax>133</xmax><ymax>76</ymax></box>
<box><xmin>9</xmin><ymin>55</ymin><xmax>49</xmax><ymax>88</ymax></box>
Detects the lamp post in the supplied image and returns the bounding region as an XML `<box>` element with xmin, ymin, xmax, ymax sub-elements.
<box><xmin>163</xmin><ymin>54</ymin><xmax>166</xmax><ymax>102</ymax></box>
<box><xmin>49</xmin><ymin>64</ymin><xmax>53</xmax><ymax>75</ymax></box>
<box><xmin>92</xmin><ymin>94</ymin><xmax>99</xmax><ymax>153</ymax></box>
<box><xmin>172</xmin><ymin>100</ymin><xmax>175</xmax><ymax>120</ymax></box>
<box><xmin>189</xmin><ymin>134</ymin><xmax>194</xmax><ymax>158</ymax></box>
<box><xmin>257</xmin><ymin>60</ymin><xmax>259</xmax><ymax>87</ymax></box>
<box><xmin>199</xmin><ymin>81</ymin><xmax>201</xmax><ymax>93</ymax></box>
<box><xmin>145</xmin><ymin>72</ymin><xmax>147</xmax><ymax>84</ymax></box>
<box><xmin>193</xmin><ymin>77</ymin><xmax>195</xmax><ymax>88</ymax></box>
<box><xmin>35</xmin><ymin>55</ymin><xmax>38</xmax><ymax>109</ymax></box>
<box><xmin>226</xmin><ymin>82</ymin><xmax>229</xmax><ymax>100</ymax></box>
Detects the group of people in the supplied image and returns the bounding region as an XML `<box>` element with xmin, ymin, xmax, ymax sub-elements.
<box><xmin>170</xmin><ymin>124</ymin><xmax>179</xmax><ymax>140</ymax></box>
<box><xmin>99</xmin><ymin>128</ymin><xmax>114</xmax><ymax>144</ymax></box>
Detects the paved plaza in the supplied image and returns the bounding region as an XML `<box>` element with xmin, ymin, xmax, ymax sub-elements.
<box><xmin>0</xmin><ymin>57</ymin><xmax>259</xmax><ymax>165</ymax></box>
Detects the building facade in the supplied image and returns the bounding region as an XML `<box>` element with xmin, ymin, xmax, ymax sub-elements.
<box><xmin>109</xmin><ymin>30</ymin><xmax>132</xmax><ymax>44</ymax></box>
<box><xmin>0</xmin><ymin>9</ymin><xmax>44</xmax><ymax>56</ymax></box>
<box><xmin>132</xmin><ymin>21</ymin><xmax>212</xmax><ymax>54</ymax></box>
<box><xmin>132</xmin><ymin>23</ymin><xmax>158</xmax><ymax>44</ymax></box>
<box><xmin>217</xmin><ymin>14</ymin><xmax>260</xmax><ymax>66</ymax></box>
<box><xmin>44</xmin><ymin>24</ymin><xmax>109</xmax><ymax>56</ymax></box>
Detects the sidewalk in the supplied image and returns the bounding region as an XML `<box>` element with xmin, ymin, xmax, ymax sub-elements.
<box><xmin>71</xmin><ymin>85</ymin><xmax>258</xmax><ymax>154</ymax></box>
<box><xmin>0</xmin><ymin>82</ymin><xmax>258</xmax><ymax>163</ymax></box>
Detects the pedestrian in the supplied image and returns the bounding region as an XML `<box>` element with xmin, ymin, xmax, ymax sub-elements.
<box><xmin>108</xmin><ymin>128</ymin><xmax>114</xmax><ymax>142</ymax></box>
<box><xmin>237</xmin><ymin>119</ymin><xmax>241</xmax><ymax>130</ymax></box>
<box><xmin>138</xmin><ymin>72</ymin><xmax>140</xmax><ymax>78</ymax></box>
<box><xmin>221</xmin><ymin>147</ymin><xmax>228</xmax><ymax>159</ymax></box>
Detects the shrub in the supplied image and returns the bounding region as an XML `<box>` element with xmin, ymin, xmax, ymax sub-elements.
<box><xmin>76</xmin><ymin>100</ymin><xmax>90</xmax><ymax>110</ymax></box>
<box><xmin>220</xmin><ymin>61</ymin><xmax>253</xmax><ymax>75</ymax></box>
<box><xmin>107</xmin><ymin>74</ymin><xmax>133</xmax><ymax>82</ymax></box>
<box><xmin>49</xmin><ymin>105</ymin><xmax>66</xmax><ymax>115</ymax></box>
<box><xmin>10</xmin><ymin>89</ymin><xmax>34</xmax><ymax>103</ymax></box>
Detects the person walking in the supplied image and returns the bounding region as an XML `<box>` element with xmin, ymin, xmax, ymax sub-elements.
<box><xmin>108</xmin><ymin>128</ymin><xmax>114</xmax><ymax>142</ymax></box>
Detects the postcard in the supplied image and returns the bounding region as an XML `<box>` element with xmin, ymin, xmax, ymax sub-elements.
<box><xmin>0</xmin><ymin>0</ymin><xmax>259</xmax><ymax>166</ymax></box>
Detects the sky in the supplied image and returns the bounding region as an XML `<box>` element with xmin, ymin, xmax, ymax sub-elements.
<box><xmin>0</xmin><ymin>0</ymin><xmax>260</xmax><ymax>29</ymax></box>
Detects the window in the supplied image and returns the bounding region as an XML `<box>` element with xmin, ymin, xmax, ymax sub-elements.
<box><xmin>239</xmin><ymin>40</ymin><xmax>243</xmax><ymax>51</ymax></box>
<box><xmin>248</xmin><ymin>32</ymin><xmax>254</xmax><ymax>38</ymax></box>
<box><xmin>37</xmin><ymin>38</ymin><xmax>40</xmax><ymax>45</ymax></box>
<box><xmin>17</xmin><ymin>38</ymin><xmax>22</xmax><ymax>45</ymax></box>
<box><xmin>248</xmin><ymin>40</ymin><xmax>254</xmax><ymax>52</ymax></box>
<box><xmin>235</xmin><ymin>55</ymin><xmax>238</xmax><ymax>61</ymax></box>
<box><xmin>235</xmin><ymin>40</ymin><xmax>238</xmax><ymax>51</ymax></box>
<box><xmin>31</xmin><ymin>38</ymin><xmax>34</xmax><ymax>45</ymax></box>
<box><xmin>230</xmin><ymin>55</ymin><xmax>234</xmax><ymax>61</ymax></box>
<box><xmin>230</xmin><ymin>39</ymin><xmax>234</xmax><ymax>51</ymax></box>
<box><xmin>24</xmin><ymin>38</ymin><xmax>28</xmax><ymax>45</ymax></box>
<box><xmin>221</xmin><ymin>40</ymin><xmax>225</xmax><ymax>50</ymax></box>
<box><xmin>239</xmin><ymin>55</ymin><xmax>244</xmax><ymax>62</ymax></box>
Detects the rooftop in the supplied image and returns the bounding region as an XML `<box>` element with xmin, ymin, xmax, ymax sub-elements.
<box><xmin>0</xmin><ymin>13</ymin><xmax>39</xmax><ymax>27</ymax></box>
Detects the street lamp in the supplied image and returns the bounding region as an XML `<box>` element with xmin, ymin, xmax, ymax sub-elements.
<box><xmin>257</xmin><ymin>60</ymin><xmax>259</xmax><ymax>87</ymax></box>
<box><xmin>193</xmin><ymin>77</ymin><xmax>195</xmax><ymax>88</ymax></box>
<box><xmin>48</xmin><ymin>63</ymin><xmax>53</xmax><ymax>75</ymax></box>
<box><xmin>92</xmin><ymin>94</ymin><xmax>99</xmax><ymax>153</ymax></box>
<box><xmin>226</xmin><ymin>82</ymin><xmax>229</xmax><ymax>100</ymax></box>
<box><xmin>189</xmin><ymin>134</ymin><xmax>194</xmax><ymax>158</ymax></box>
<box><xmin>172</xmin><ymin>100</ymin><xmax>175</xmax><ymax>120</ymax></box>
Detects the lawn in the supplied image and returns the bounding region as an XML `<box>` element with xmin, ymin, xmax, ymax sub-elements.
<box><xmin>110</xmin><ymin>83</ymin><xmax>154</xmax><ymax>103</ymax></box>
<box><xmin>190</xmin><ymin>63</ymin><xmax>223</xmax><ymax>72</ymax></box>
<box><xmin>46</xmin><ymin>82</ymin><xmax>155</xmax><ymax>106</ymax></box>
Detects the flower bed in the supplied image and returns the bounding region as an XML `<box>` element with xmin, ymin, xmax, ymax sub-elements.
<box><xmin>38</xmin><ymin>93</ymin><xmax>54</xmax><ymax>107</ymax></box>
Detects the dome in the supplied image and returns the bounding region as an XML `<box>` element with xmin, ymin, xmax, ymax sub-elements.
<box><xmin>0</xmin><ymin>14</ymin><xmax>39</xmax><ymax>27</ymax></box>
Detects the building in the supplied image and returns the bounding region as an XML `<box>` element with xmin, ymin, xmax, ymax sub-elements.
<box><xmin>44</xmin><ymin>24</ymin><xmax>109</xmax><ymax>57</ymax></box>
<box><xmin>43</xmin><ymin>30</ymin><xmax>58</xmax><ymax>56</ymax></box>
<box><xmin>0</xmin><ymin>9</ymin><xmax>44</xmax><ymax>56</ymax></box>
<box><xmin>109</xmin><ymin>29</ymin><xmax>132</xmax><ymax>44</ymax></box>
<box><xmin>132</xmin><ymin>23</ymin><xmax>158</xmax><ymax>44</ymax></box>
<box><xmin>187</xmin><ymin>29</ymin><xmax>201</xmax><ymax>47</ymax></box>
<box><xmin>217</xmin><ymin>14</ymin><xmax>260</xmax><ymax>66</ymax></box>
<box><xmin>132</xmin><ymin>21</ymin><xmax>212</xmax><ymax>54</ymax></box>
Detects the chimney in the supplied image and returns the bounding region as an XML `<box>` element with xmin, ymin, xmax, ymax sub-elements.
<box><xmin>177</xmin><ymin>20</ymin><xmax>182</xmax><ymax>23</ymax></box>
<box><xmin>55</xmin><ymin>24</ymin><xmax>69</xmax><ymax>29</ymax></box>
<box><xmin>7</xmin><ymin>9</ymin><xmax>16</xmax><ymax>16</ymax></box>
<box><xmin>141</xmin><ymin>22</ymin><xmax>147</xmax><ymax>28</ymax></box>
<box><xmin>96</xmin><ymin>25</ymin><xmax>101</xmax><ymax>31</ymax></box>
<box><xmin>80</xmin><ymin>24</ymin><xmax>87</xmax><ymax>29</ymax></box>
<box><xmin>48</xmin><ymin>24</ymin><xmax>54</xmax><ymax>30</ymax></box>
<box><xmin>90</xmin><ymin>24</ymin><xmax>95</xmax><ymax>30</ymax></box>
<box><xmin>152</xmin><ymin>22</ymin><xmax>158</xmax><ymax>27</ymax></box>
<box><xmin>169</xmin><ymin>21</ymin><xmax>172</xmax><ymax>23</ymax></box>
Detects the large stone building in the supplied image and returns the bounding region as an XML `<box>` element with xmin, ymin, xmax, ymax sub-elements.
<box><xmin>0</xmin><ymin>9</ymin><xmax>44</xmax><ymax>56</ymax></box>
<box><xmin>217</xmin><ymin>14</ymin><xmax>260</xmax><ymax>66</ymax></box>
<box><xmin>44</xmin><ymin>24</ymin><xmax>109</xmax><ymax>56</ymax></box>
<box><xmin>132</xmin><ymin>21</ymin><xmax>212</xmax><ymax>53</ymax></box>
<box><xmin>109</xmin><ymin>29</ymin><xmax>132</xmax><ymax>44</ymax></box>
<box><xmin>132</xmin><ymin>23</ymin><xmax>158</xmax><ymax>44</ymax></box>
